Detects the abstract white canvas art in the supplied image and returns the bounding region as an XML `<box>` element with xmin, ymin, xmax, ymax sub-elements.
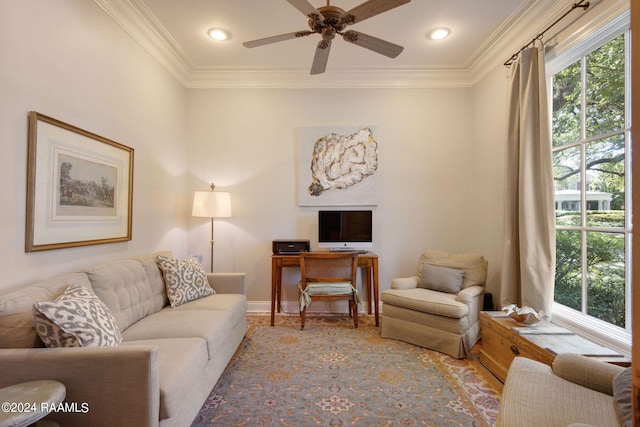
<box><xmin>297</xmin><ymin>126</ymin><xmax>380</xmax><ymax>206</ymax></box>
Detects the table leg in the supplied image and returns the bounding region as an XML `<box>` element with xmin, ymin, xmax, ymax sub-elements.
<box><xmin>276</xmin><ymin>266</ymin><xmax>282</xmax><ymax>314</ymax></box>
<box><xmin>362</xmin><ymin>266</ymin><xmax>372</xmax><ymax>315</ymax></box>
<box><xmin>271</xmin><ymin>259</ymin><xmax>277</xmax><ymax>326</ymax></box>
<box><xmin>372</xmin><ymin>258</ymin><xmax>379</xmax><ymax>326</ymax></box>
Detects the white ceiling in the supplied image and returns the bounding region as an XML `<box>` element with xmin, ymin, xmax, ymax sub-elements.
<box><xmin>94</xmin><ymin>0</ymin><xmax>584</xmax><ymax>88</ymax></box>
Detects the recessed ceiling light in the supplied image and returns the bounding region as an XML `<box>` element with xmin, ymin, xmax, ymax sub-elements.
<box><xmin>208</xmin><ymin>28</ymin><xmax>230</xmax><ymax>41</ymax></box>
<box><xmin>427</xmin><ymin>28</ymin><xmax>450</xmax><ymax>40</ymax></box>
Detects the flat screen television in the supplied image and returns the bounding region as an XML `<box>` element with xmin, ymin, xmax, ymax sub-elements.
<box><xmin>318</xmin><ymin>210</ymin><xmax>373</xmax><ymax>250</ymax></box>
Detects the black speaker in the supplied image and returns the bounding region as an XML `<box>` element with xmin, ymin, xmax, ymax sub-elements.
<box><xmin>483</xmin><ymin>292</ymin><xmax>494</xmax><ymax>311</ymax></box>
<box><xmin>272</xmin><ymin>240</ymin><xmax>310</xmax><ymax>254</ymax></box>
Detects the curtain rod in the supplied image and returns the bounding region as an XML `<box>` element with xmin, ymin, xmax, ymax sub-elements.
<box><xmin>504</xmin><ymin>0</ymin><xmax>591</xmax><ymax>67</ymax></box>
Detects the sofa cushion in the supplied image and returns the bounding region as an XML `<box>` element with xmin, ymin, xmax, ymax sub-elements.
<box><xmin>612</xmin><ymin>367</ymin><xmax>632</xmax><ymax>427</ymax></box>
<box><xmin>418</xmin><ymin>264</ymin><xmax>465</xmax><ymax>293</ymax></box>
<box><xmin>121</xmin><ymin>310</ymin><xmax>234</xmax><ymax>360</ymax></box>
<box><xmin>86</xmin><ymin>260</ymin><xmax>155</xmax><ymax>332</ymax></box>
<box><xmin>136</xmin><ymin>251</ymin><xmax>172</xmax><ymax>312</ymax></box>
<box><xmin>156</xmin><ymin>256</ymin><xmax>214</xmax><ymax>308</ymax></box>
<box><xmin>168</xmin><ymin>293</ymin><xmax>248</xmax><ymax>326</ymax></box>
<box><xmin>122</xmin><ymin>337</ymin><xmax>208</xmax><ymax>420</ymax></box>
<box><xmin>381</xmin><ymin>288</ymin><xmax>468</xmax><ymax>319</ymax></box>
<box><xmin>0</xmin><ymin>272</ymin><xmax>92</xmax><ymax>348</ymax></box>
<box><xmin>417</xmin><ymin>250</ymin><xmax>487</xmax><ymax>290</ymax></box>
<box><xmin>33</xmin><ymin>284</ymin><xmax>122</xmax><ymax>347</ymax></box>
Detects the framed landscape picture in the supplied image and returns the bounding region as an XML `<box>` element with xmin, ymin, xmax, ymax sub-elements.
<box><xmin>25</xmin><ymin>112</ymin><xmax>134</xmax><ymax>252</ymax></box>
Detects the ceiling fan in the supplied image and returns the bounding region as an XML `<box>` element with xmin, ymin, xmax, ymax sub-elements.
<box><xmin>243</xmin><ymin>0</ymin><xmax>411</xmax><ymax>75</ymax></box>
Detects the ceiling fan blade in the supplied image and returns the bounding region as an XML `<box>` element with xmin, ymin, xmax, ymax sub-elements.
<box><xmin>310</xmin><ymin>39</ymin><xmax>332</xmax><ymax>75</ymax></box>
<box><xmin>342</xmin><ymin>30</ymin><xmax>404</xmax><ymax>58</ymax></box>
<box><xmin>286</xmin><ymin>0</ymin><xmax>324</xmax><ymax>22</ymax></box>
<box><xmin>341</xmin><ymin>0</ymin><xmax>411</xmax><ymax>25</ymax></box>
<box><xmin>243</xmin><ymin>30</ymin><xmax>313</xmax><ymax>48</ymax></box>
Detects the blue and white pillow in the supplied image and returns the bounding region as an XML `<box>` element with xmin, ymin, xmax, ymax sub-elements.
<box><xmin>156</xmin><ymin>255</ymin><xmax>214</xmax><ymax>308</ymax></box>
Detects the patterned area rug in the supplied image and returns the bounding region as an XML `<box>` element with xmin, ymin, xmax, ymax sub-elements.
<box><xmin>192</xmin><ymin>314</ymin><xmax>502</xmax><ymax>427</ymax></box>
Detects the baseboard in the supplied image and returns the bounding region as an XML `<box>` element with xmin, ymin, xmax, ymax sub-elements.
<box><xmin>247</xmin><ymin>300</ymin><xmax>382</xmax><ymax>315</ymax></box>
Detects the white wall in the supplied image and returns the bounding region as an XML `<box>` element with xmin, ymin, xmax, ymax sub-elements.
<box><xmin>470</xmin><ymin>67</ymin><xmax>510</xmax><ymax>306</ymax></box>
<box><xmin>0</xmin><ymin>0</ymin><xmax>189</xmax><ymax>291</ymax></box>
<box><xmin>186</xmin><ymin>87</ymin><xmax>493</xmax><ymax>306</ymax></box>
<box><xmin>0</xmin><ymin>0</ymin><xmax>513</xmax><ymax>308</ymax></box>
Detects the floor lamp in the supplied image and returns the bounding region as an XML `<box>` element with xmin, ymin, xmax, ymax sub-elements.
<box><xmin>192</xmin><ymin>183</ymin><xmax>232</xmax><ymax>273</ymax></box>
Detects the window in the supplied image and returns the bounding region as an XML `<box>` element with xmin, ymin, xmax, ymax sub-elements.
<box><xmin>547</xmin><ymin>13</ymin><xmax>631</xmax><ymax>351</ymax></box>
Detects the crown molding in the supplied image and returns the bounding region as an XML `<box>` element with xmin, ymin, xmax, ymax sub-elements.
<box><xmin>94</xmin><ymin>0</ymin><xmax>628</xmax><ymax>89</ymax></box>
<box><xmin>186</xmin><ymin>67</ymin><xmax>473</xmax><ymax>89</ymax></box>
<box><xmin>469</xmin><ymin>0</ymin><xmax>630</xmax><ymax>85</ymax></box>
<box><xmin>468</xmin><ymin>0</ymin><xmax>582</xmax><ymax>85</ymax></box>
<box><xmin>93</xmin><ymin>0</ymin><xmax>193</xmax><ymax>86</ymax></box>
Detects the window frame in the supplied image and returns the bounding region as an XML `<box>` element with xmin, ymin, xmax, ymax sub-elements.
<box><xmin>545</xmin><ymin>10</ymin><xmax>631</xmax><ymax>357</ymax></box>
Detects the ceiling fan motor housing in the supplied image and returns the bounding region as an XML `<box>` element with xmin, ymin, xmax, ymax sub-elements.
<box><xmin>309</xmin><ymin>5</ymin><xmax>347</xmax><ymax>34</ymax></box>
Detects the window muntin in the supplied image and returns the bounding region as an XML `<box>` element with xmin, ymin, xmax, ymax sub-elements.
<box><xmin>550</xmin><ymin>28</ymin><xmax>630</xmax><ymax>333</ymax></box>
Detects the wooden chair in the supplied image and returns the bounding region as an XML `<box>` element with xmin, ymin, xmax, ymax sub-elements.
<box><xmin>298</xmin><ymin>252</ymin><xmax>359</xmax><ymax>329</ymax></box>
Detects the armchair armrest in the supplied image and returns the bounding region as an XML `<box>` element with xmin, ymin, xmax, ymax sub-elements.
<box><xmin>455</xmin><ymin>285</ymin><xmax>484</xmax><ymax>303</ymax></box>
<box><xmin>552</xmin><ymin>353</ymin><xmax>624</xmax><ymax>396</ymax></box>
<box><xmin>207</xmin><ymin>273</ymin><xmax>246</xmax><ymax>295</ymax></box>
<box><xmin>390</xmin><ymin>276</ymin><xmax>419</xmax><ymax>290</ymax></box>
<box><xmin>0</xmin><ymin>345</ymin><xmax>159</xmax><ymax>427</ymax></box>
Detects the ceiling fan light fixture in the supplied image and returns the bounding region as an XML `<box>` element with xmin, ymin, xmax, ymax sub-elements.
<box><xmin>428</xmin><ymin>27</ymin><xmax>450</xmax><ymax>40</ymax></box>
<box><xmin>208</xmin><ymin>28</ymin><xmax>230</xmax><ymax>41</ymax></box>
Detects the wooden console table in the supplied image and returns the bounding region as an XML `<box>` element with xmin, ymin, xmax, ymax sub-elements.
<box><xmin>271</xmin><ymin>252</ymin><xmax>379</xmax><ymax>327</ymax></box>
<box><xmin>479</xmin><ymin>311</ymin><xmax>629</xmax><ymax>382</ymax></box>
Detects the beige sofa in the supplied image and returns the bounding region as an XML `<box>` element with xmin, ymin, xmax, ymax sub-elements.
<box><xmin>497</xmin><ymin>354</ymin><xmax>631</xmax><ymax>427</ymax></box>
<box><xmin>0</xmin><ymin>252</ymin><xmax>247</xmax><ymax>427</ymax></box>
<box><xmin>380</xmin><ymin>250</ymin><xmax>488</xmax><ymax>358</ymax></box>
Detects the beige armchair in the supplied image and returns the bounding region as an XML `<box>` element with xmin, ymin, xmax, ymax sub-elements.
<box><xmin>497</xmin><ymin>354</ymin><xmax>629</xmax><ymax>427</ymax></box>
<box><xmin>380</xmin><ymin>249</ymin><xmax>488</xmax><ymax>358</ymax></box>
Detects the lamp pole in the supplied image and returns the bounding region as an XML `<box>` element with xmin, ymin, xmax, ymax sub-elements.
<box><xmin>192</xmin><ymin>182</ymin><xmax>232</xmax><ymax>274</ymax></box>
<box><xmin>209</xmin><ymin>216</ymin><xmax>215</xmax><ymax>273</ymax></box>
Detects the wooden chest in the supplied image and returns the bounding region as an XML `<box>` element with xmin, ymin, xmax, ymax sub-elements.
<box><xmin>478</xmin><ymin>311</ymin><xmax>628</xmax><ymax>382</ymax></box>
<box><xmin>478</xmin><ymin>312</ymin><xmax>555</xmax><ymax>382</ymax></box>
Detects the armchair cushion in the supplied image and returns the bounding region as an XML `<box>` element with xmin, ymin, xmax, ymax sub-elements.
<box><xmin>418</xmin><ymin>264</ymin><xmax>465</xmax><ymax>293</ymax></box>
<box><xmin>381</xmin><ymin>288</ymin><xmax>468</xmax><ymax>319</ymax></box>
<box><xmin>417</xmin><ymin>250</ymin><xmax>487</xmax><ymax>290</ymax></box>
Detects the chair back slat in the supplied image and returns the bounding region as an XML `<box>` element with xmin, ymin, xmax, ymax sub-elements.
<box><xmin>298</xmin><ymin>251</ymin><xmax>359</xmax><ymax>329</ymax></box>
<box><xmin>299</xmin><ymin>252</ymin><xmax>358</xmax><ymax>288</ymax></box>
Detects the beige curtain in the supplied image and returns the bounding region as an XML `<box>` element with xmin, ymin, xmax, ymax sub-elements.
<box><xmin>501</xmin><ymin>44</ymin><xmax>556</xmax><ymax>315</ymax></box>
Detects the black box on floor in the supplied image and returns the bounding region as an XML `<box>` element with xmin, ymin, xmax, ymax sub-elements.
<box><xmin>272</xmin><ymin>240</ymin><xmax>310</xmax><ymax>254</ymax></box>
<box><xmin>483</xmin><ymin>292</ymin><xmax>494</xmax><ymax>311</ymax></box>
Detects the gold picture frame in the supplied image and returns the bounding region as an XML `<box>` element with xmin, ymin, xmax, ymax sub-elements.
<box><xmin>25</xmin><ymin>112</ymin><xmax>134</xmax><ymax>252</ymax></box>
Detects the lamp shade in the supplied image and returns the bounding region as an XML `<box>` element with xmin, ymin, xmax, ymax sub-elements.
<box><xmin>192</xmin><ymin>191</ymin><xmax>232</xmax><ymax>218</ymax></box>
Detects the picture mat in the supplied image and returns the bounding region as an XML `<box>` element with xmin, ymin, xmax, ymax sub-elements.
<box><xmin>27</xmin><ymin>114</ymin><xmax>133</xmax><ymax>250</ymax></box>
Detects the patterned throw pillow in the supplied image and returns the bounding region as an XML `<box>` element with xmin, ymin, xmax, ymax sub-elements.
<box><xmin>156</xmin><ymin>255</ymin><xmax>214</xmax><ymax>308</ymax></box>
<box><xmin>32</xmin><ymin>283</ymin><xmax>122</xmax><ymax>347</ymax></box>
